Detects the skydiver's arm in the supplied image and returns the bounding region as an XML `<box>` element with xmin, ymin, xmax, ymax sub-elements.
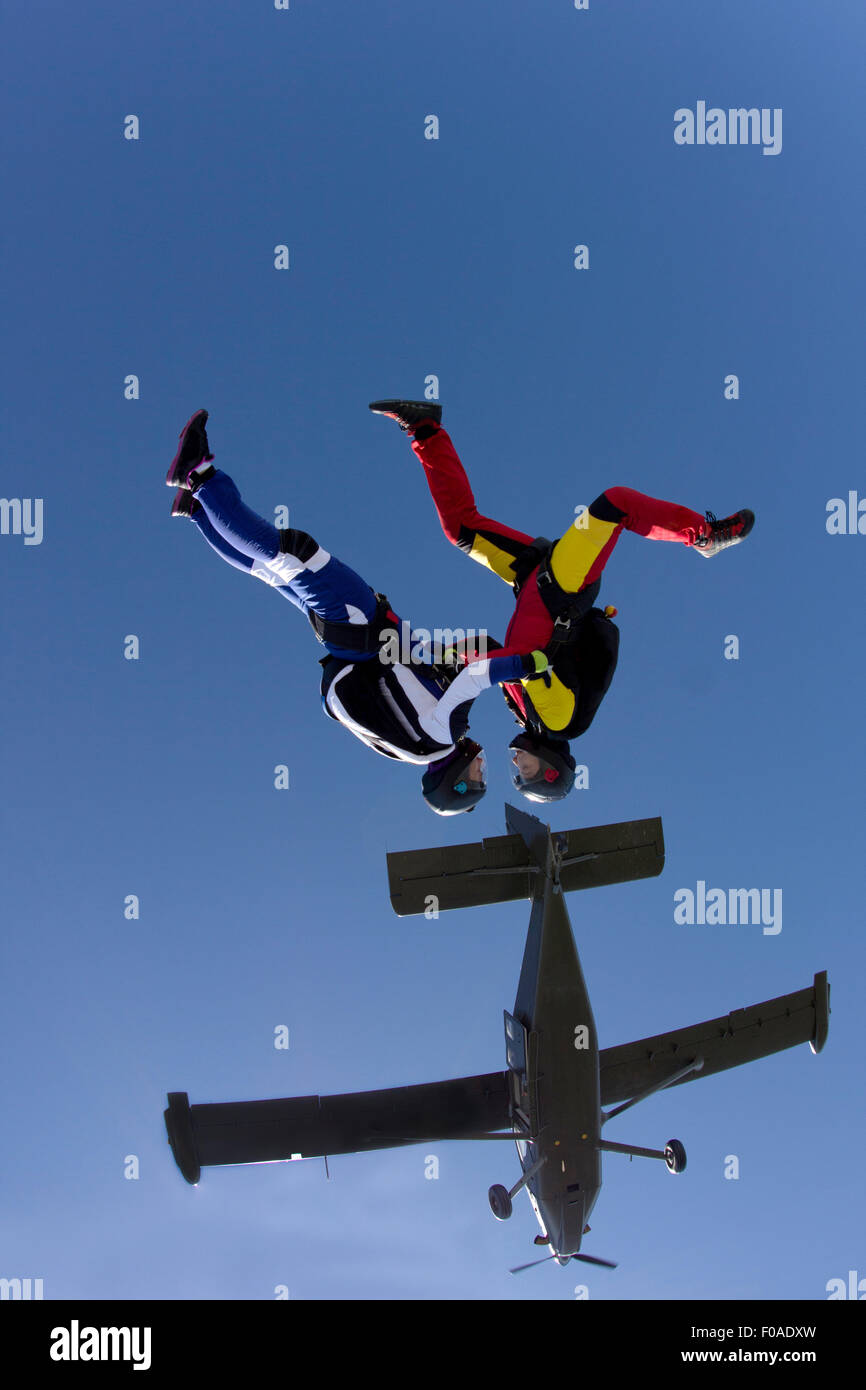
<box><xmin>473</xmin><ymin>639</ymin><xmax>537</xmax><ymax>661</ymax></box>
<box><xmin>405</xmin><ymin>629</ymin><xmax>503</xmax><ymax>665</ymax></box>
<box><xmin>445</xmin><ymin>634</ymin><xmax>504</xmax><ymax>662</ymax></box>
<box><xmin>418</xmin><ymin>652</ymin><xmax>541</xmax><ymax>744</ymax></box>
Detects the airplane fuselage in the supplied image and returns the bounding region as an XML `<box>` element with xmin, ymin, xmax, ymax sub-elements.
<box><xmin>513</xmin><ymin>867</ymin><xmax>602</xmax><ymax>1259</ymax></box>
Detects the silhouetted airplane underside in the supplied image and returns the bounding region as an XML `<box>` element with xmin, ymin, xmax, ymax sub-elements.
<box><xmin>165</xmin><ymin>806</ymin><xmax>828</xmax><ymax>1268</ymax></box>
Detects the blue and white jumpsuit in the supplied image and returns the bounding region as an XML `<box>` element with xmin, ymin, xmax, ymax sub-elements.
<box><xmin>190</xmin><ymin>470</ymin><xmax>528</xmax><ymax>761</ymax></box>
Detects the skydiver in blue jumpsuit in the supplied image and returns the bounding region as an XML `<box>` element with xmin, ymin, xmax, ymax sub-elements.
<box><xmin>165</xmin><ymin>409</ymin><xmax>542</xmax><ymax>813</ymax></box>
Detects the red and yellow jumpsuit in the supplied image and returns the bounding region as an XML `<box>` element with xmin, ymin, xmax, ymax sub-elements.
<box><xmin>411</xmin><ymin>427</ymin><xmax>709</xmax><ymax>737</ymax></box>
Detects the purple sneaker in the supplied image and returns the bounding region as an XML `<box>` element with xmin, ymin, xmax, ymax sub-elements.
<box><xmin>170</xmin><ymin>486</ymin><xmax>201</xmax><ymax>518</ymax></box>
<box><xmin>166</xmin><ymin>409</ymin><xmax>214</xmax><ymax>489</ymax></box>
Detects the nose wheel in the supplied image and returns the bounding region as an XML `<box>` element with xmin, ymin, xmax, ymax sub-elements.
<box><xmin>488</xmin><ymin>1152</ymin><xmax>546</xmax><ymax>1221</ymax></box>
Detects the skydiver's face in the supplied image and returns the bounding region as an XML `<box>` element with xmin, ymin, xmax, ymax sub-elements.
<box><xmin>467</xmin><ymin>753</ymin><xmax>486</xmax><ymax>785</ymax></box>
<box><xmin>512</xmin><ymin>749</ymin><xmax>541</xmax><ymax>780</ymax></box>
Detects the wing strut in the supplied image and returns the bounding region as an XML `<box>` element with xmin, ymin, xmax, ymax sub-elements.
<box><xmin>601</xmin><ymin>1056</ymin><xmax>705</xmax><ymax>1124</ymax></box>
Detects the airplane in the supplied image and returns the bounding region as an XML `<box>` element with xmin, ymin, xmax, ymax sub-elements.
<box><xmin>164</xmin><ymin>804</ymin><xmax>829</xmax><ymax>1271</ymax></box>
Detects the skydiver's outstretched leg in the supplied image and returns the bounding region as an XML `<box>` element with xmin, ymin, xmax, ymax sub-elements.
<box><xmin>546</xmin><ymin>486</ymin><xmax>754</xmax><ymax>594</ymax></box>
<box><xmin>410</xmin><ymin>427</ymin><xmax>536</xmax><ymax>584</ymax></box>
<box><xmin>546</xmin><ymin>487</ymin><xmax>711</xmax><ymax>596</ymax></box>
<box><xmin>174</xmin><ymin>468</ymin><xmax>382</xmax><ymax>659</ymax></box>
<box><xmin>181</xmin><ymin>495</ymin><xmax>300</xmax><ymax>605</ymax></box>
<box><xmin>369</xmin><ymin>400</ymin><xmax>533</xmax><ymax>585</ymax></box>
<box><xmin>369</xmin><ymin>402</ymin><xmax>753</xmax><ymax>596</ymax></box>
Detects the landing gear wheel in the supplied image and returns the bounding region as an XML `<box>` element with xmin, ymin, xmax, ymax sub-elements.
<box><xmin>488</xmin><ymin>1184</ymin><xmax>513</xmax><ymax>1220</ymax></box>
<box><xmin>664</xmin><ymin>1139</ymin><xmax>687</xmax><ymax>1174</ymax></box>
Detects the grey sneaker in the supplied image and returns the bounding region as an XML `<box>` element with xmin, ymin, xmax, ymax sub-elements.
<box><xmin>694</xmin><ymin>508</ymin><xmax>754</xmax><ymax>557</ymax></box>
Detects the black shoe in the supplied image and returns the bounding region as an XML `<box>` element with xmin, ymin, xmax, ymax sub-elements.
<box><xmin>166</xmin><ymin>409</ymin><xmax>214</xmax><ymax>489</ymax></box>
<box><xmin>171</xmin><ymin>487</ymin><xmax>201</xmax><ymax>518</ymax></box>
<box><xmin>368</xmin><ymin>399</ymin><xmax>443</xmax><ymax>434</ymax></box>
<box><xmin>694</xmin><ymin>508</ymin><xmax>755</xmax><ymax>557</ymax></box>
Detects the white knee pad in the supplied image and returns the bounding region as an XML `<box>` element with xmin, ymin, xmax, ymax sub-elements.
<box><xmin>251</xmin><ymin>546</ymin><xmax>332</xmax><ymax>585</ymax></box>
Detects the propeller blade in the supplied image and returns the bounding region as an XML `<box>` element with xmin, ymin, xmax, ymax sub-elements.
<box><xmin>509</xmin><ymin>1255</ymin><xmax>557</xmax><ymax>1274</ymax></box>
<box><xmin>509</xmin><ymin>1250</ymin><xmax>618</xmax><ymax>1273</ymax></box>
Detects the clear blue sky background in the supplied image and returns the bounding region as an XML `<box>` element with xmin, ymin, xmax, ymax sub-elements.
<box><xmin>2</xmin><ymin>1</ymin><xmax>864</xmax><ymax>1301</ymax></box>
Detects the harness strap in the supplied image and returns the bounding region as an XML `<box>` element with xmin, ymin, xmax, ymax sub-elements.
<box><xmin>511</xmin><ymin>535</ymin><xmax>604</xmax><ymax>653</ymax></box>
<box><xmin>307</xmin><ymin>593</ymin><xmax>395</xmax><ymax>653</ymax></box>
<box><xmin>536</xmin><ymin>553</ymin><xmax>602</xmax><ymax>658</ymax></box>
<box><xmin>511</xmin><ymin>536</ymin><xmax>553</xmax><ymax>597</ymax></box>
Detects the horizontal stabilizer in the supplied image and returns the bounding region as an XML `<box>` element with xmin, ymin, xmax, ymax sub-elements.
<box><xmin>599</xmin><ymin>971</ymin><xmax>829</xmax><ymax>1107</ymax></box>
<box><xmin>165</xmin><ymin>1071</ymin><xmax>511</xmax><ymax>1184</ymax></box>
<box><xmin>387</xmin><ymin>815</ymin><xmax>664</xmax><ymax>916</ymax></box>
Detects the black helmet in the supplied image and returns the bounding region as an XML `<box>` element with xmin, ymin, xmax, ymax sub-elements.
<box><xmin>509</xmin><ymin>732</ymin><xmax>576</xmax><ymax>802</ymax></box>
<box><xmin>422</xmin><ymin>739</ymin><xmax>486</xmax><ymax>815</ymax></box>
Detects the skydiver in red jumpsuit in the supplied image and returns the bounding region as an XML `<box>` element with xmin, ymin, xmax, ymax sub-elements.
<box><xmin>370</xmin><ymin>400</ymin><xmax>754</xmax><ymax>802</ymax></box>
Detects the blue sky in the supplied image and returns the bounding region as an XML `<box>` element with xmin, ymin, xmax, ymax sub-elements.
<box><xmin>2</xmin><ymin>0</ymin><xmax>864</xmax><ymax>1301</ymax></box>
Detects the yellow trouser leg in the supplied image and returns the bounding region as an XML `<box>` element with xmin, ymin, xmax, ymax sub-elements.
<box><xmin>548</xmin><ymin>512</ymin><xmax>618</xmax><ymax>593</ymax></box>
<box><xmin>465</xmin><ymin>532</ymin><xmax>529</xmax><ymax>585</ymax></box>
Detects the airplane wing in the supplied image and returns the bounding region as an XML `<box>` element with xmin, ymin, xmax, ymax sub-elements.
<box><xmin>599</xmin><ymin>971</ymin><xmax>829</xmax><ymax>1106</ymax></box>
<box><xmin>165</xmin><ymin>1071</ymin><xmax>512</xmax><ymax>1184</ymax></box>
